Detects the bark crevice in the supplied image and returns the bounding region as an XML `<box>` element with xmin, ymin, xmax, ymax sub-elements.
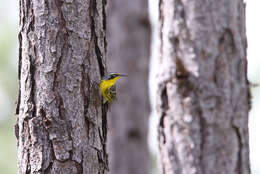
<box><xmin>232</xmin><ymin>125</ymin><xmax>242</xmax><ymax>174</ymax></box>
<box><xmin>159</xmin><ymin>85</ymin><xmax>168</xmax><ymax>145</ymax></box>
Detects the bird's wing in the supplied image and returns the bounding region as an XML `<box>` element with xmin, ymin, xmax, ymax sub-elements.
<box><xmin>110</xmin><ymin>85</ymin><xmax>117</xmax><ymax>101</ymax></box>
<box><xmin>110</xmin><ymin>85</ymin><xmax>116</xmax><ymax>94</ymax></box>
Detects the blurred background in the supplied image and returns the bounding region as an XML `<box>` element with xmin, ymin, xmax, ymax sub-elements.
<box><xmin>0</xmin><ymin>0</ymin><xmax>19</xmax><ymax>173</ymax></box>
<box><xmin>0</xmin><ymin>0</ymin><xmax>259</xmax><ymax>173</ymax></box>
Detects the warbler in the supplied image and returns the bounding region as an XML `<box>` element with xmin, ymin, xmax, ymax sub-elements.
<box><xmin>99</xmin><ymin>72</ymin><xmax>127</xmax><ymax>103</ymax></box>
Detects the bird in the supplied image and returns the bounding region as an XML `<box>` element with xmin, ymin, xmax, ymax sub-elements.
<box><xmin>99</xmin><ymin>72</ymin><xmax>127</xmax><ymax>103</ymax></box>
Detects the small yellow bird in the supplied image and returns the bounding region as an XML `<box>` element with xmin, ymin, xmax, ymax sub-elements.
<box><xmin>99</xmin><ymin>72</ymin><xmax>127</xmax><ymax>103</ymax></box>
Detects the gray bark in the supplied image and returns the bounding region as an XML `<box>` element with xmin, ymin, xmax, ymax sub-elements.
<box><xmin>157</xmin><ymin>0</ymin><xmax>250</xmax><ymax>174</ymax></box>
<box><xmin>16</xmin><ymin>0</ymin><xmax>108</xmax><ymax>173</ymax></box>
<box><xmin>106</xmin><ymin>0</ymin><xmax>151</xmax><ymax>174</ymax></box>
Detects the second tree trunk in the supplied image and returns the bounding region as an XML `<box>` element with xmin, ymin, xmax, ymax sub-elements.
<box><xmin>157</xmin><ymin>0</ymin><xmax>250</xmax><ymax>174</ymax></box>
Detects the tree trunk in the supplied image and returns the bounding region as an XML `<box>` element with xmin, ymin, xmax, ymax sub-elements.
<box><xmin>157</xmin><ymin>0</ymin><xmax>250</xmax><ymax>174</ymax></box>
<box><xmin>16</xmin><ymin>0</ymin><xmax>108</xmax><ymax>173</ymax></box>
<box><xmin>106</xmin><ymin>0</ymin><xmax>150</xmax><ymax>174</ymax></box>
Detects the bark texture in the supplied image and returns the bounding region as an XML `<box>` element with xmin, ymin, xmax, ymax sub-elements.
<box><xmin>157</xmin><ymin>0</ymin><xmax>250</xmax><ymax>174</ymax></box>
<box><xmin>16</xmin><ymin>0</ymin><xmax>108</xmax><ymax>173</ymax></box>
<box><xmin>106</xmin><ymin>0</ymin><xmax>150</xmax><ymax>174</ymax></box>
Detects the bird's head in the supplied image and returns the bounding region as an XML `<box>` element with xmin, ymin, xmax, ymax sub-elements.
<box><xmin>100</xmin><ymin>73</ymin><xmax>127</xmax><ymax>91</ymax></box>
<box><xmin>103</xmin><ymin>72</ymin><xmax>127</xmax><ymax>81</ymax></box>
<box><xmin>100</xmin><ymin>72</ymin><xmax>127</xmax><ymax>88</ymax></box>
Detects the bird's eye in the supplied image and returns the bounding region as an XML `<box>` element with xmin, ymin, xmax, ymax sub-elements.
<box><xmin>109</xmin><ymin>75</ymin><xmax>114</xmax><ymax>79</ymax></box>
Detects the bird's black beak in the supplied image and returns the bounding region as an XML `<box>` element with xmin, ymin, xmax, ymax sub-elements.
<box><xmin>119</xmin><ymin>74</ymin><xmax>127</xmax><ymax>77</ymax></box>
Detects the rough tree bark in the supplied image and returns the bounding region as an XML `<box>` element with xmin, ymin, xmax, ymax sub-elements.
<box><xmin>157</xmin><ymin>0</ymin><xmax>250</xmax><ymax>174</ymax></box>
<box><xmin>16</xmin><ymin>0</ymin><xmax>108</xmax><ymax>173</ymax></box>
<box><xmin>106</xmin><ymin>0</ymin><xmax>150</xmax><ymax>174</ymax></box>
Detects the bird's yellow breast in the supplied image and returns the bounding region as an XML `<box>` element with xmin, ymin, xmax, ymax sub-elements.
<box><xmin>100</xmin><ymin>77</ymin><xmax>119</xmax><ymax>91</ymax></box>
<box><xmin>100</xmin><ymin>77</ymin><xmax>119</xmax><ymax>102</ymax></box>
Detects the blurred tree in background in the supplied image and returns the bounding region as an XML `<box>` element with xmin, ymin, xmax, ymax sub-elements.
<box><xmin>106</xmin><ymin>0</ymin><xmax>151</xmax><ymax>174</ymax></box>
<box><xmin>0</xmin><ymin>0</ymin><xmax>19</xmax><ymax>173</ymax></box>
